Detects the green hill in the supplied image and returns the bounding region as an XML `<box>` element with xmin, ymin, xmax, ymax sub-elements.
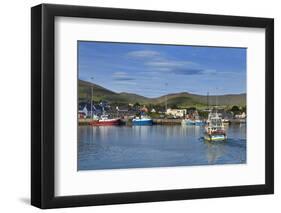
<box><xmin>79</xmin><ymin>80</ymin><xmax>246</xmax><ymax>107</ymax></box>
<box><xmin>79</xmin><ymin>80</ymin><xmax>149</xmax><ymax>104</ymax></box>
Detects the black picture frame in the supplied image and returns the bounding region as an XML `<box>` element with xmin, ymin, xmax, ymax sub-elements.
<box><xmin>31</xmin><ymin>3</ymin><xmax>274</xmax><ymax>209</ymax></box>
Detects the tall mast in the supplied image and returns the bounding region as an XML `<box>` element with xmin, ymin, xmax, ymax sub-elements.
<box><xmin>216</xmin><ymin>87</ymin><xmax>218</xmax><ymax>114</ymax></box>
<box><xmin>90</xmin><ymin>77</ymin><xmax>94</xmax><ymax>119</ymax></box>
<box><xmin>207</xmin><ymin>91</ymin><xmax>209</xmax><ymax>110</ymax></box>
<box><xmin>165</xmin><ymin>82</ymin><xmax>168</xmax><ymax>112</ymax></box>
<box><xmin>215</xmin><ymin>88</ymin><xmax>218</xmax><ymax>127</ymax></box>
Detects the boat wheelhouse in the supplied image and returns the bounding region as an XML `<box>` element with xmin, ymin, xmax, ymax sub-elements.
<box><xmin>204</xmin><ymin>112</ymin><xmax>227</xmax><ymax>141</ymax></box>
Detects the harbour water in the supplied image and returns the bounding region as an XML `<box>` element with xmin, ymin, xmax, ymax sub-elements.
<box><xmin>78</xmin><ymin>124</ymin><xmax>246</xmax><ymax>170</ymax></box>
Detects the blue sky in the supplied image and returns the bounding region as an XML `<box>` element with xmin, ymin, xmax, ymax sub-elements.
<box><xmin>78</xmin><ymin>41</ymin><xmax>246</xmax><ymax>98</ymax></box>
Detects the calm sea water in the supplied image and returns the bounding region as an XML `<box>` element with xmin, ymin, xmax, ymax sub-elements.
<box><xmin>78</xmin><ymin>124</ymin><xmax>246</xmax><ymax>170</ymax></box>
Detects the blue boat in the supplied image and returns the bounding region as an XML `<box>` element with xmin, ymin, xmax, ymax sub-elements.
<box><xmin>132</xmin><ymin>117</ymin><xmax>153</xmax><ymax>126</ymax></box>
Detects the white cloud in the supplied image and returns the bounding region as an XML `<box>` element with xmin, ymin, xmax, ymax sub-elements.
<box><xmin>113</xmin><ymin>71</ymin><xmax>127</xmax><ymax>76</ymax></box>
<box><xmin>114</xmin><ymin>81</ymin><xmax>137</xmax><ymax>85</ymax></box>
<box><xmin>126</xmin><ymin>49</ymin><xmax>217</xmax><ymax>76</ymax></box>
<box><xmin>202</xmin><ymin>69</ymin><xmax>217</xmax><ymax>75</ymax></box>
<box><xmin>127</xmin><ymin>50</ymin><xmax>161</xmax><ymax>58</ymax></box>
<box><xmin>146</xmin><ymin>60</ymin><xmax>195</xmax><ymax>68</ymax></box>
<box><xmin>112</xmin><ymin>71</ymin><xmax>135</xmax><ymax>81</ymax></box>
<box><xmin>150</xmin><ymin>67</ymin><xmax>172</xmax><ymax>72</ymax></box>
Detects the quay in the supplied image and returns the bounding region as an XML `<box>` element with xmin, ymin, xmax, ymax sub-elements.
<box><xmin>79</xmin><ymin>118</ymin><xmax>246</xmax><ymax>126</ymax></box>
<box><xmin>78</xmin><ymin>118</ymin><xmax>92</xmax><ymax>126</ymax></box>
<box><xmin>152</xmin><ymin>118</ymin><xmax>182</xmax><ymax>125</ymax></box>
<box><xmin>79</xmin><ymin>118</ymin><xmax>183</xmax><ymax>126</ymax></box>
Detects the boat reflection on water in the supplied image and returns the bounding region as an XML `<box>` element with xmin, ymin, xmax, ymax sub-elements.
<box><xmin>204</xmin><ymin>140</ymin><xmax>226</xmax><ymax>164</ymax></box>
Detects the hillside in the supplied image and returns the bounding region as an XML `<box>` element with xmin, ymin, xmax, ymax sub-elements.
<box><xmin>79</xmin><ymin>80</ymin><xmax>149</xmax><ymax>104</ymax></box>
<box><xmin>79</xmin><ymin>80</ymin><xmax>246</xmax><ymax>107</ymax></box>
<box><xmin>153</xmin><ymin>92</ymin><xmax>246</xmax><ymax>106</ymax></box>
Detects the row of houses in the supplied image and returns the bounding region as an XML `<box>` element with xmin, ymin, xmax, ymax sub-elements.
<box><xmin>78</xmin><ymin>101</ymin><xmax>142</xmax><ymax>118</ymax></box>
<box><xmin>79</xmin><ymin>101</ymin><xmax>246</xmax><ymax>120</ymax></box>
<box><xmin>78</xmin><ymin>101</ymin><xmax>109</xmax><ymax>118</ymax></box>
<box><xmin>165</xmin><ymin>108</ymin><xmax>245</xmax><ymax>120</ymax></box>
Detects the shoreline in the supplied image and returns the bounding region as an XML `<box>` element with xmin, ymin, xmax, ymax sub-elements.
<box><xmin>78</xmin><ymin>118</ymin><xmax>246</xmax><ymax>126</ymax></box>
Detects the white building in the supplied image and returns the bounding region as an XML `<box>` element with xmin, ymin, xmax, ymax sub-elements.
<box><xmin>166</xmin><ymin>108</ymin><xmax>187</xmax><ymax>118</ymax></box>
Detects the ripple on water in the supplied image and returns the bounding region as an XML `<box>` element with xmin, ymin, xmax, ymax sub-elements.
<box><xmin>78</xmin><ymin>125</ymin><xmax>246</xmax><ymax>170</ymax></box>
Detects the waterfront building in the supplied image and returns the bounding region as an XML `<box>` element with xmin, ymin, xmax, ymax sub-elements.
<box><xmin>166</xmin><ymin>108</ymin><xmax>187</xmax><ymax>118</ymax></box>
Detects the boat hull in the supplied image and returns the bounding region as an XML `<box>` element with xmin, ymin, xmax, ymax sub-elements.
<box><xmin>204</xmin><ymin>133</ymin><xmax>227</xmax><ymax>141</ymax></box>
<box><xmin>182</xmin><ymin>119</ymin><xmax>206</xmax><ymax>126</ymax></box>
<box><xmin>90</xmin><ymin>118</ymin><xmax>120</xmax><ymax>126</ymax></box>
<box><xmin>132</xmin><ymin>119</ymin><xmax>153</xmax><ymax>126</ymax></box>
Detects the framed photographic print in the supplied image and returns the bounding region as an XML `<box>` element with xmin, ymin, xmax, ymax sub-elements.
<box><xmin>31</xmin><ymin>4</ymin><xmax>274</xmax><ymax>209</ymax></box>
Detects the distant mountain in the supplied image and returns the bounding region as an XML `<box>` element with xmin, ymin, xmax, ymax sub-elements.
<box><xmin>79</xmin><ymin>80</ymin><xmax>149</xmax><ymax>104</ymax></box>
<box><xmin>156</xmin><ymin>92</ymin><xmax>246</xmax><ymax>106</ymax></box>
<box><xmin>79</xmin><ymin>80</ymin><xmax>246</xmax><ymax>107</ymax></box>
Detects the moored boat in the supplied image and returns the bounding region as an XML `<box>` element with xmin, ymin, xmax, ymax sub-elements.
<box><xmin>90</xmin><ymin>114</ymin><xmax>120</xmax><ymax>126</ymax></box>
<box><xmin>204</xmin><ymin>112</ymin><xmax>227</xmax><ymax>141</ymax></box>
<box><xmin>132</xmin><ymin>116</ymin><xmax>153</xmax><ymax>126</ymax></box>
<box><xmin>182</xmin><ymin>109</ymin><xmax>205</xmax><ymax>126</ymax></box>
<box><xmin>182</xmin><ymin>119</ymin><xmax>206</xmax><ymax>126</ymax></box>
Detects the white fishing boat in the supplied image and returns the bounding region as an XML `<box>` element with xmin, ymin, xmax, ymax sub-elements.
<box><xmin>204</xmin><ymin>112</ymin><xmax>227</xmax><ymax>141</ymax></box>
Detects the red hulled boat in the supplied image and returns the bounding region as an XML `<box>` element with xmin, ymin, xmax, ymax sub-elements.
<box><xmin>89</xmin><ymin>114</ymin><xmax>120</xmax><ymax>126</ymax></box>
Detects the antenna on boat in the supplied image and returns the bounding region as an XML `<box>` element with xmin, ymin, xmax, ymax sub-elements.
<box><xmin>212</xmin><ymin>87</ymin><xmax>219</xmax><ymax>127</ymax></box>
<box><xmin>207</xmin><ymin>91</ymin><xmax>209</xmax><ymax>110</ymax></box>
<box><xmin>90</xmin><ymin>77</ymin><xmax>94</xmax><ymax>119</ymax></box>
<box><xmin>216</xmin><ymin>87</ymin><xmax>218</xmax><ymax>114</ymax></box>
<box><xmin>165</xmin><ymin>82</ymin><xmax>168</xmax><ymax>112</ymax></box>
